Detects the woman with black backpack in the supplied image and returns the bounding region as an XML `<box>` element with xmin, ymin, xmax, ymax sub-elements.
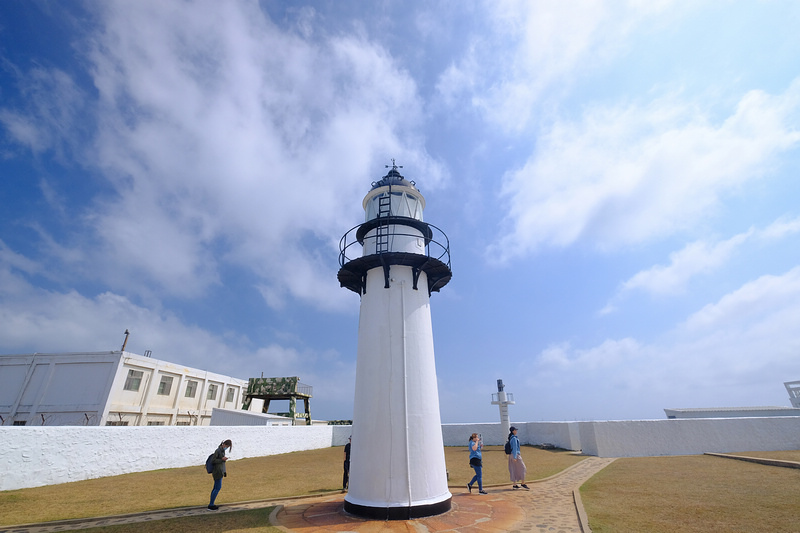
<box><xmin>208</xmin><ymin>439</ymin><xmax>232</xmax><ymax>510</ymax></box>
<box><xmin>507</xmin><ymin>427</ymin><xmax>529</xmax><ymax>490</ymax></box>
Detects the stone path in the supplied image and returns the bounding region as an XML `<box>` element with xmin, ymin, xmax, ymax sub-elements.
<box><xmin>0</xmin><ymin>457</ymin><xmax>615</xmax><ymax>533</ymax></box>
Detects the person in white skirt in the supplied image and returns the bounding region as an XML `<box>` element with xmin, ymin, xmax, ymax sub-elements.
<box><xmin>507</xmin><ymin>427</ymin><xmax>529</xmax><ymax>490</ymax></box>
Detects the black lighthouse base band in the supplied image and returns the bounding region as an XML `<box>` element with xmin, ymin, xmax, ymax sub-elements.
<box><xmin>344</xmin><ymin>497</ymin><xmax>452</xmax><ymax>520</ymax></box>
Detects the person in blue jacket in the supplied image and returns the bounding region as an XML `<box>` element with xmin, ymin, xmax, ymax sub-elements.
<box><xmin>467</xmin><ymin>432</ymin><xmax>488</xmax><ymax>494</ymax></box>
<box><xmin>507</xmin><ymin>427</ymin><xmax>529</xmax><ymax>490</ymax></box>
<box><xmin>208</xmin><ymin>439</ymin><xmax>232</xmax><ymax>510</ymax></box>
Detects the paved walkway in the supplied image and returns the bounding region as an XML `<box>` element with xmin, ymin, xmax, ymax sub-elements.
<box><xmin>0</xmin><ymin>457</ymin><xmax>615</xmax><ymax>533</ymax></box>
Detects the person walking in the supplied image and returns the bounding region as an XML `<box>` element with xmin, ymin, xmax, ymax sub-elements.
<box><xmin>342</xmin><ymin>436</ymin><xmax>351</xmax><ymax>492</ymax></box>
<box><xmin>208</xmin><ymin>439</ymin><xmax>232</xmax><ymax>510</ymax></box>
<box><xmin>507</xmin><ymin>427</ymin><xmax>529</xmax><ymax>490</ymax></box>
<box><xmin>467</xmin><ymin>433</ymin><xmax>488</xmax><ymax>494</ymax></box>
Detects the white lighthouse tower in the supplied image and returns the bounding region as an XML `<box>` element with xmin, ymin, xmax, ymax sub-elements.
<box><xmin>338</xmin><ymin>162</ymin><xmax>452</xmax><ymax>519</ymax></box>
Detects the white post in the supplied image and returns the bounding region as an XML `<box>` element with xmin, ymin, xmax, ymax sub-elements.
<box><xmin>491</xmin><ymin>379</ymin><xmax>515</xmax><ymax>437</ymax></box>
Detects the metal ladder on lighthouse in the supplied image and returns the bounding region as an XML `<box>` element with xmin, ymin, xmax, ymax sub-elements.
<box><xmin>376</xmin><ymin>193</ymin><xmax>391</xmax><ymax>253</ymax></box>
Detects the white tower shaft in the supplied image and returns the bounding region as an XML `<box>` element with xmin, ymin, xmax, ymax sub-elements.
<box><xmin>347</xmin><ymin>266</ymin><xmax>450</xmax><ymax>515</ymax></box>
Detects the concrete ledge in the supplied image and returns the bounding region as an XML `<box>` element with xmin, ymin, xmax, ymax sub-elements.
<box><xmin>704</xmin><ymin>452</ymin><xmax>800</xmax><ymax>469</ymax></box>
<box><xmin>573</xmin><ymin>489</ymin><xmax>591</xmax><ymax>533</ymax></box>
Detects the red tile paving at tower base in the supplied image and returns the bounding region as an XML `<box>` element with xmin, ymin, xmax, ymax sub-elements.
<box><xmin>271</xmin><ymin>457</ymin><xmax>616</xmax><ymax>533</ymax></box>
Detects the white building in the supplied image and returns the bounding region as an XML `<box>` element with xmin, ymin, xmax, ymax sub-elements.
<box><xmin>663</xmin><ymin>406</ymin><xmax>800</xmax><ymax>419</ymax></box>
<box><xmin>0</xmin><ymin>351</ymin><xmax>248</xmax><ymax>426</ymax></box>
<box><xmin>785</xmin><ymin>381</ymin><xmax>800</xmax><ymax>408</ymax></box>
<box><xmin>663</xmin><ymin>381</ymin><xmax>800</xmax><ymax>419</ymax></box>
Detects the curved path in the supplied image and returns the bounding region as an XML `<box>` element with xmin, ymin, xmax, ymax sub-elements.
<box><xmin>0</xmin><ymin>457</ymin><xmax>615</xmax><ymax>533</ymax></box>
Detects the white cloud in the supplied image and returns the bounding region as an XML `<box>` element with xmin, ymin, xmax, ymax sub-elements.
<box><xmin>436</xmin><ymin>0</ymin><xmax>673</xmax><ymax>131</ymax></box>
<box><xmin>605</xmin><ymin>215</ymin><xmax>800</xmax><ymax>309</ymax></box>
<box><xmin>524</xmin><ymin>265</ymin><xmax>800</xmax><ymax>420</ymax></box>
<box><xmin>491</xmin><ymin>80</ymin><xmax>800</xmax><ymax>261</ymax></box>
<box><xmin>4</xmin><ymin>1</ymin><xmax>445</xmax><ymax>311</ymax></box>
<box><xmin>681</xmin><ymin>265</ymin><xmax>800</xmax><ymax>335</ymax></box>
<box><xmin>620</xmin><ymin>231</ymin><xmax>752</xmax><ymax>296</ymax></box>
<box><xmin>0</xmin><ymin>259</ymin><xmax>353</xmax><ymax>402</ymax></box>
<box><xmin>0</xmin><ymin>67</ymin><xmax>83</xmax><ymax>156</ymax></box>
<box><xmin>759</xmin><ymin>215</ymin><xmax>800</xmax><ymax>241</ymax></box>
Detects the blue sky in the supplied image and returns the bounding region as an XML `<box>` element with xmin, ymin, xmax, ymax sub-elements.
<box><xmin>1</xmin><ymin>1</ymin><xmax>799</xmax><ymax>423</ymax></box>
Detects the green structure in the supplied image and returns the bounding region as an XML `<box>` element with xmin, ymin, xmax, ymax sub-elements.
<box><xmin>242</xmin><ymin>377</ymin><xmax>313</xmax><ymax>425</ymax></box>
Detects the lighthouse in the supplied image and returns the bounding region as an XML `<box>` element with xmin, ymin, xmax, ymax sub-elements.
<box><xmin>338</xmin><ymin>162</ymin><xmax>452</xmax><ymax>519</ymax></box>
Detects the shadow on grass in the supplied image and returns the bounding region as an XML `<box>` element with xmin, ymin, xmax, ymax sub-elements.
<box><xmin>309</xmin><ymin>488</ymin><xmax>339</xmax><ymax>494</ymax></box>
<box><xmin>80</xmin><ymin>507</ymin><xmax>281</xmax><ymax>533</ymax></box>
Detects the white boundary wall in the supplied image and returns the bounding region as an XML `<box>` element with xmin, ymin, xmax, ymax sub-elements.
<box><xmin>4</xmin><ymin>418</ymin><xmax>800</xmax><ymax>491</ymax></box>
<box><xmin>444</xmin><ymin>418</ymin><xmax>800</xmax><ymax>456</ymax></box>
<box><xmin>576</xmin><ymin>417</ymin><xmax>800</xmax><ymax>457</ymax></box>
<box><xmin>1</xmin><ymin>425</ymin><xmax>353</xmax><ymax>491</ymax></box>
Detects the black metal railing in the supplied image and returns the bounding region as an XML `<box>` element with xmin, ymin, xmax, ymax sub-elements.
<box><xmin>339</xmin><ymin>220</ymin><xmax>450</xmax><ymax>270</ymax></box>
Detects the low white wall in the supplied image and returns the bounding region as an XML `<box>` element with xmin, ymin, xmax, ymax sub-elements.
<box><xmin>526</xmin><ymin>421</ymin><xmax>582</xmax><ymax>451</ymax></box>
<box><xmin>331</xmin><ymin>425</ymin><xmax>352</xmax><ymax>446</ymax></box>
<box><xmin>0</xmin><ymin>425</ymin><xmax>334</xmax><ymax>491</ymax></box>
<box><xmin>442</xmin><ymin>422</ymin><xmax>580</xmax><ymax>450</ymax></box>
<box><xmin>579</xmin><ymin>417</ymin><xmax>800</xmax><ymax>457</ymax></box>
<box><xmin>5</xmin><ymin>417</ymin><xmax>800</xmax><ymax>491</ymax></box>
<box><xmin>442</xmin><ymin>422</ymin><xmax>507</xmax><ymax>446</ymax></box>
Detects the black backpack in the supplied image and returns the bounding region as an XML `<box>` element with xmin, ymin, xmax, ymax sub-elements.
<box><xmin>205</xmin><ymin>453</ymin><xmax>215</xmax><ymax>474</ymax></box>
<box><xmin>504</xmin><ymin>440</ymin><xmax>512</xmax><ymax>455</ymax></box>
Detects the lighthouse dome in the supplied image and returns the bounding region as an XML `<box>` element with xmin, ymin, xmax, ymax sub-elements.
<box><xmin>370</xmin><ymin>168</ymin><xmax>417</xmax><ymax>191</ymax></box>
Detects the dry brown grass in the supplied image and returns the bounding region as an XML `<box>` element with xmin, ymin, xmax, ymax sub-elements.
<box><xmin>0</xmin><ymin>445</ymin><xmax>580</xmax><ymax>526</ymax></box>
<box><xmin>581</xmin><ymin>454</ymin><xmax>800</xmax><ymax>533</ymax></box>
<box><xmin>6</xmin><ymin>445</ymin><xmax>800</xmax><ymax>532</ymax></box>
<box><xmin>0</xmin><ymin>446</ymin><xmax>344</xmax><ymax>526</ymax></box>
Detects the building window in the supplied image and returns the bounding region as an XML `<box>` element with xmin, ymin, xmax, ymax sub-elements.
<box><xmin>176</xmin><ymin>421</ymin><xmax>191</xmax><ymax>426</ymax></box>
<box><xmin>207</xmin><ymin>384</ymin><xmax>218</xmax><ymax>400</ymax></box>
<box><xmin>185</xmin><ymin>380</ymin><xmax>198</xmax><ymax>398</ymax></box>
<box><xmin>123</xmin><ymin>369</ymin><xmax>144</xmax><ymax>391</ymax></box>
<box><xmin>157</xmin><ymin>376</ymin><xmax>174</xmax><ymax>396</ymax></box>
<box><xmin>106</xmin><ymin>421</ymin><xmax>129</xmax><ymax>426</ymax></box>
<box><xmin>147</xmin><ymin>421</ymin><xmax>165</xmax><ymax>426</ymax></box>
<box><xmin>226</xmin><ymin>387</ymin><xmax>235</xmax><ymax>402</ymax></box>
<box><xmin>13</xmin><ymin>420</ymin><xmax>26</xmax><ymax>426</ymax></box>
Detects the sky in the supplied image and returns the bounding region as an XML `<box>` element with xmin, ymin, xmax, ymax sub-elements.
<box><xmin>1</xmin><ymin>0</ymin><xmax>799</xmax><ymax>423</ymax></box>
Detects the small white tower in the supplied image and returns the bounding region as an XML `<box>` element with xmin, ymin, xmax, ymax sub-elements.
<box><xmin>338</xmin><ymin>162</ymin><xmax>452</xmax><ymax>519</ymax></box>
<box><xmin>491</xmin><ymin>379</ymin><xmax>515</xmax><ymax>437</ymax></box>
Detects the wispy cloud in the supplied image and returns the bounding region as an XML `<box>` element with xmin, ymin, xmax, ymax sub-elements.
<box><xmin>601</xmin><ymin>215</ymin><xmax>800</xmax><ymax>313</ymax></box>
<box><xmin>491</xmin><ymin>80</ymin><xmax>800</xmax><ymax>261</ymax></box>
<box><xmin>436</xmin><ymin>1</ymin><xmax>672</xmax><ymax>132</ymax></box>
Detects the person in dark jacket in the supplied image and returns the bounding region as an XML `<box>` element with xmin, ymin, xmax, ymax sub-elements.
<box><xmin>208</xmin><ymin>439</ymin><xmax>232</xmax><ymax>510</ymax></box>
<box><xmin>342</xmin><ymin>436</ymin><xmax>351</xmax><ymax>492</ymax></box>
